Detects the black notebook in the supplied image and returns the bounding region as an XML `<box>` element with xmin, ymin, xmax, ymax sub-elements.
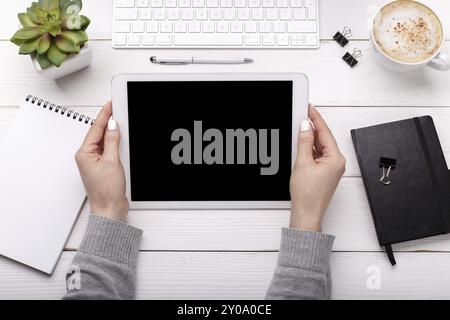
<box><xmin>351</xmin><ymin>116</ymin><xmax>450</xmax><ymax>265</ymax></box>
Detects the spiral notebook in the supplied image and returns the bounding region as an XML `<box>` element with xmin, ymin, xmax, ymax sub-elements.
<box><xmin>0</xmin><ymin>95</ymin><xmax>94</xmax><ymax>274</ymax></box>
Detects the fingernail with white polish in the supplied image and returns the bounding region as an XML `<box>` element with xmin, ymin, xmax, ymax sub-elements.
<box><xmin>108</xmin><ymin>119</ymin><xmax>117</xmax><ymax>131</ymax></box>
<box><xmin>300</xmin><ymin>120</ymin><xmax>311</xmax><ymax>132</ymax></box>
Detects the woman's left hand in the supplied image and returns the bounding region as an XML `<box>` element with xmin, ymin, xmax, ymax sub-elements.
<box><xmin>75</xmin><ymin>101</ymin><xmax>129</xmax><ymax>222</ymax></box>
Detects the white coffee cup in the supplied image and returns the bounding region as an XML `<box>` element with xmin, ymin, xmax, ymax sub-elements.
<box><xmin>369</xmin><ymin>0</ymin><xmax>449</xmax><ymax>72</ymax></box>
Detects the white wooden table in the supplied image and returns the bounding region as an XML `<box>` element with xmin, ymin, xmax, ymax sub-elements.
<box><xmin>1</xmin><ymin>0</ymin><xmax>450</xmax><ymax>300</ymax></box>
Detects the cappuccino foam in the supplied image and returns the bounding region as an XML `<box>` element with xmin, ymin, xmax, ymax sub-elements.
<box><xmin>373</xmin><ymin>0</ymin><xmax>443</xmax><ymax>63</ymax></box>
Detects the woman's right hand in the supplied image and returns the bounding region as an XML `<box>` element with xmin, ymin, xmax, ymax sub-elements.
<box><xmin>289</xmin><ymin>105</ymin><xmax>346</xmax><ymax>232</ymax></box>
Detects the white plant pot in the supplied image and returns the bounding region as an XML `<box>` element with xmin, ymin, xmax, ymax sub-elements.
<box><xmin>31</xmin><ymin>43</ymin><xmax>93</xmax><ymax>80</ymax></box>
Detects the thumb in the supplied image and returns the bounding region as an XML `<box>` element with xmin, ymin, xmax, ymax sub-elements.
<box><xmin>295</xmin><ymin>120</ymin><xmax>314</xmax><ymax>167</ymax></box>
<box><xmin>102</xmin><ymin>119</ymin><xmax>121</xmax><ymax>162</ymax></box>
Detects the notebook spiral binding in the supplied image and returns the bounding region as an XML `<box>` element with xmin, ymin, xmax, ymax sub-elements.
<box><xmin>26</xmin><ymin>95</ymin><xmax>95</xmax><ymax>125</ymax></box>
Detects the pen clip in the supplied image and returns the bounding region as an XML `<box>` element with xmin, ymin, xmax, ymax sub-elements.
<box><xmin>150</xmin><ymin>56</ymin><xmax>189</xmax><ymax>65</ymax></box>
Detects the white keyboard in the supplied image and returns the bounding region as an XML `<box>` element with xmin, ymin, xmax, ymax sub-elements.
<box><xmin>113</xmin><ymin>0</ymin><xmax>320</xmax><ymax>48</ymax></box>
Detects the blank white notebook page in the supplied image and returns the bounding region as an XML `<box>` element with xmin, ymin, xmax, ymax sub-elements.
<box><xmin>0</xmin><ymin>97</ymin><xmax>90</xmax><ymax>274</ymax></box>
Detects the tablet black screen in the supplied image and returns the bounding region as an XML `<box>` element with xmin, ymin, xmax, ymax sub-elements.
<box><xmin>127</xmin><ymin>81</ymin><xmax>292</xmax><ymax>201</ymax></box>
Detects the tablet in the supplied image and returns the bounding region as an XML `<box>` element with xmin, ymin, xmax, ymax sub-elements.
<box><xmin>112</xmin><ymin>73</ymin><xmax>309</xmax><ymax>209</ymax></box>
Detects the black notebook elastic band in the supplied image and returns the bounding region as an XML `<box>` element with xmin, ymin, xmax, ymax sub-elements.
<box><xmin>414</xmin><ymin>117</ymin><xmax>448</xmax><ymax>231</ymax></box>
<box><xmin>385</xmin><ymin>244</ymin><xmax>396</xmax><ymax>266</ymax></box>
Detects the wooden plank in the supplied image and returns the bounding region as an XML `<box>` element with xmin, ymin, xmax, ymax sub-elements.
<box><xmin>1</xmin><ymin>40</ymin><xmax>450</xmax><ymax>107</ymax></box>
<box><xmin>1</xmin><ymin>0</ymin><xmax>448</xmax><ymax>40</ymax></box>
<box><xmin>1</xmin><ymin>251</ymin><xmax>450</xmax><ymax>299</ymax></box>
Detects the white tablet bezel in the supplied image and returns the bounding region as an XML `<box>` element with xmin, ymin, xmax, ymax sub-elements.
<box><xmin>112</xmin><ymin>73</ymin><xmax>309</xmax><ymax>209</ymax></box>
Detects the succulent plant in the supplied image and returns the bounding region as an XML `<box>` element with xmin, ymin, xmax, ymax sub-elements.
<box><xmin>11</xmin><ymin>0</ymin><xmax>90</xmax><ymax>69</ymax></box>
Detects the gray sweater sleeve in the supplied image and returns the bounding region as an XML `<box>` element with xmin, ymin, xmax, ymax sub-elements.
<box><xmin>266</xmin><ymin>228</ymin><xmax>335</xmax><ymax>300</ymax></box>
<box><xmin>62</xmin><ymin>216</ymin><xmax>332</xmax><ymax>300</ymax></box>
<box><xmin>62</xmin><ymin>214</ymin><xmax>143</xmax><ymax>300</ymax></box>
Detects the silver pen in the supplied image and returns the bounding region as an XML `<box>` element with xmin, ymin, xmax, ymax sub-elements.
<box><xmin>150</xmin><ymin>56</ymin><xmax>253</xmax><ymax>65</ymax></box>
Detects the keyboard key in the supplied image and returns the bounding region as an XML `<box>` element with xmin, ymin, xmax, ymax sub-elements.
<box><xmin>146</xmin><ymin>21</ymin><xmax>158</xmax><ymax>32</ymax></box>
<box><xmin>143</xmin><ymin>35</ymin><xmax>155</xmax><ymax>45</ymax></box>
<box><xmin>156</xmin><ymin>35</ymin><xmax>172</xmax><ymax>45</ymax></box>
<box><xmin>113</xmin><ymin>34</ymin><xmax>127</xmax><ymax>46</ymax></box>
<box><xmin>181</xmin><ymin>9</ymin><xmax>195</xmax><ymax>20</ymax></box>
<box><xmin>224</xmin><ymin>9</ymin><xmax>236</xmax><ymax>20</ymax></box>
<box><xmin>174</xmin><ymin>34</ymin><xmax>243</xmax><ymax>45</ymax></box>
<box><xmin>244</xmin><ymin>34</ymin><xmax>260</xmax><ymax>45</ymax></box>
<box><xmin>174</xmin><ymin>21</ymin><xmax>187</xmax><ymax>32</ymax></box>
<box><xmin>290</xmin><ymin>0</ymin><xmax>301</xmax><ymax>7</ymax></box>
<box><xmin>115</xmin><ymin>21</ymin><xmax>131</xmax><ymax>33</ymax></box>
<box><xmin>287</xmin><ymin>21</ymin><xmax>316</xmax><ymax>33</ymax></box>
<box><xmin>230</xmin><ymin>21</ymin><xmax>243</xmax><ymax>32</ymax></box>
<box><xmin>160</xmin><ymin>22</ymin><xmax>173</xmax><ymax>32</ymax></box>
<box><xmin>220</xmin><ymin>0</ymin><xmax>233</xmax><ymax>7</ymax></box>
<box><xmin>273</xmin><ymin>21</ymin><xmax>285</xmax><ymax>32</ymax></box>
<box><xmin>265</xmin><ymin>9</ymin><xmax>277</xmax><ymax>20</ymax></box>
<box><xmin>244</xmin><ymin>21</ymin><xmax>257</xmax><ymax>32</ymax></box>
<box><xmin>206</xmin><ymin>0</ymin><xmax>219</xmax><ymax>7</ymax></box>
<box><xmin>210</xmin><ymin>9</ymin><xmax>222</xmax><ymax>20</ymax></box>
<box><xmin>166</xmin><ymin>0</ymin><xmax>177</xmax><ymax>7</ymax></box>
<box><xmin>136</xmin><ymin>0</ymin><xmax>149</xmax><ymax>7</ymax></box>
<box><xmin>262</xmin><ymin>34</ymin><xmax>275</xmax><ymax>45</ymax></box>
<box><xmin>307</xmin><ymin>7</ymin><xmax>317</xmax><ymax>20</ymax></box>
<box><xmin>193</xmin><ymin>0</ymin><xmax>205</xmax><ymax>7</ymax></box>
<box><xmin>290</xmin><ymin>34</ymin><xmax>303</xmax><ymax>46</ymax></box>
<box><xmin>116</xmin><ymin>0</ymin><xmax>135</xmax><ymax>8</ymax></box>
<box><xmin>305</xmin><ymin>33</ymin><xmax>317</xmax><ymax>46</ymax></box>
<box><xmin>279</xmin><ymin>9</ymin><xmax>291</xmax><ymax>20</ymax></box>
<box><xmin>179</xmin><ymin>0</ymin><xmax>191</xmax><ymax>8</ymax></box>
<box><xmin>259</xmin><ymin>21</ymin><xmax>271</xmax><ymax>32</ymax></box>
<box><xmin>115</xmin><ymin>9</ymin><xmax>138</xmax><ymax>20</ymax></box>
<box><xmin>293</xmin><ymin>8</ymin><xmax>306</xmax><ymax>20</ymax></box>
<box><xmin>249</xmin><ymin>0</ymin><xmax>261</xmax><ymax>7</ymax></box>
<box><xmin>202</xmin><ymin>21</ymin><xmax>215</xmax><ymax>32</ymax></box>
<box><xmin>235</xmin><ymin>0</ymin><xmax>247</xmax><ymax>8</ymax></box>
<box><xmin>237</xmin><ymin>9</ymin><xmax>250</xmax><ymax>20</ymax></box>
<box><xmin>128</xmin><ymin>34</ymin><xmax>141</xmax><ymax>45</ymax></box>
<box><xmin>150</xmin><ymin>0</ymin><xmax>163</xmax><ymax>7</ymax></box>
<box><xmin>132</xmin><ymin>21</ymin><xmax>145</xmax><ymax>32</ymax></box>
<box><xmin>262</xmin><ymin>0</ymin><xmax>274</xmax><ymax>7</ymax></box>
<box><xmin>251</xmin><ymin>9</ymin><xmax>264</xmax><ymax>20</ymax></box>
<box><xmin>188</xmin><ymin>21</ymin><xmax>201</xmax><ymax>32</ymax></box>
<box><xmin>153</xmin><ymin>9</ymin><xmax>166</xmax><ymax>20</ymax></box>
<box><xmin>217</xmin><ymin>21</ymin><xmax>229</xmax><ymax>32</ymax></box>
<box><xmin>196</xmin><ymin>9</ymin><xmax>208</xmax><ymax>20</ymax></box>
<box><xmin>305</xmin><ymin>0</ymin><xmax>317</xmax><ymax>20</ymax></box>
<box><xmin>276</xmin><ymin>34</ymin><xmax>288</xmax><ymax>45</ymax></box>
<box><xmin>276</xmin><ymin>0</ymin><xmax>288</xmax><ymax>8</ymax></box>
<box><xmin>167</xmin><ymin>9</ymin><xmax>180</xmax><ymax>20</ymax></box>
<box><xmin>139</xmin><ymin>9</ymin><xmax>152</xmax><ymax>19</ymax></box>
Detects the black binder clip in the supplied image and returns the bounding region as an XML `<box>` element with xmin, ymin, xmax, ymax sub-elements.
<box><xmin>333</xmin><ymin>26</ymin><xmax>352</xmax><ymax>47</ymax></box>
<box><xmin>379</xmin><ymin>157</ymin><xmax>396</xmax><ymax>185</ymax></box>
<box><xmin>342</xmin><ymin>48</ymin><xmax>362</xmax><ymax>68</ymax></box>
